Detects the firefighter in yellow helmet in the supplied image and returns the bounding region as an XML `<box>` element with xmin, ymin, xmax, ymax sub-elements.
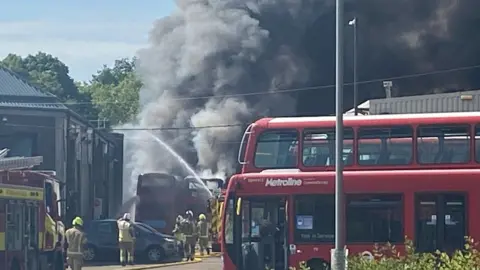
<box><xmin>117</xmin><ymin>213</ymin><xmax>135</xmax><ymax>266</ymax></box>
<box><xmin>197</xmin><ymin>213</ymin><xmax>210</xmax><ymax>256</ymax></box>
<box><xmin>65</xmin><ymin>216</ymin><xmax>87</xmax><ymax>270</ymax></box>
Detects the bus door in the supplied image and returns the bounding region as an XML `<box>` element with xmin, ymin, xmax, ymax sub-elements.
<box><xmin>238</xmin><ymin>197</ymin><xmax>288</xmax><ymax>270</ymax></box>
<box><xmin>415</xmin><ymin>194</ymin><xmax>466</xmax><ymax>254</ymax></box>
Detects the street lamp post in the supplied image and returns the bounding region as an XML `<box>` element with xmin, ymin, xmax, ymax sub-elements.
<box><xmin>349</xmin><ymin>17</ymin><xmax>358</xmax><ymax>116</ymax></box>
<box><xmin>332</xmin><ymin>0</ymin><xmax>347</xmax><ymax>269</ymax></box>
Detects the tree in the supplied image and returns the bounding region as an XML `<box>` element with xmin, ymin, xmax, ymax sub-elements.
<box><xmin>80</xmin><ymin>58</ymin><xmax>141</xmax><ymax>126</ymax></box>
<box><xmin>92</xmin><ymin>58</ymin><xmax>136</xmax><ymax>85</ymax></box>
<box><xmin>1</xmin><ymin>52</ymin><xmax>99</xmax><ymax>120</ymax></box>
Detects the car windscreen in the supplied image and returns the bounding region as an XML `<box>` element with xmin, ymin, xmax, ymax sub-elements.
<box><xmin>135</xmin><ymin>223</ymin><xmax>171</xmax><ymax>238</ymax></box>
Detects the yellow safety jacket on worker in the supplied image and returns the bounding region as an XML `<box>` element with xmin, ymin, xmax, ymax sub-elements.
<box><xmin>173</xmin><ymin>223</ymin><xmax>185</xmax><ymax>242</ymax></box>
<box><xmin>182</xmin><ymin>220</ymin><xmax>197</xmax><ymax>244</ymax></box>
<box><xmin>117</xmin><ymin>219</ymin><xmax>134</xmax><ymax>242</ymax></box>
<box><xmin>197</xmin><ymin>220</ymin><xmax>209</xmax><ymax>239</ymax></box>
<box><xmin>65</xmin><ymin>227</ymin><xmax>87</xmax><ymax>257</ymax></box>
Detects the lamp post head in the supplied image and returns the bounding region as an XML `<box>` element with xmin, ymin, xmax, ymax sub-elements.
<box><xmin>348</xmin><ymin>18</ymin><xmax>356</xmax><ymax>26</ymax></box>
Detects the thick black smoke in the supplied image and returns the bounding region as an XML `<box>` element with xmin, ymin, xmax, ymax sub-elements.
<box><xmin>123</xmin><ymin>0</ymin><xmax>480</xmax><ymax>196</ymax></box>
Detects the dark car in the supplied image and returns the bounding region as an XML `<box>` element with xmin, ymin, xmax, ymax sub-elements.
<box><xmin>82</xmin><ymin>219</ymin><xmax>179</xmax><ymax>263</ymax></box>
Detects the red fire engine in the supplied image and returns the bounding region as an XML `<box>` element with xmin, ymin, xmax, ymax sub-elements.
<box><xmin>0</xmin><ymin>156</ymin><xmax>65</xmax><ymax>270</ymax></box>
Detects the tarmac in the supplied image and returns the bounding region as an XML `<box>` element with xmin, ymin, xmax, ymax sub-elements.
<box><xmin>84</xmin><ymin>252</ymin><xmax>221</xmax><ymax>270</ymax></box>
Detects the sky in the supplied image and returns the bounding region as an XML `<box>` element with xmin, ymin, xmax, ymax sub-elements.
<box><xmin>0</xmin><ymin>0</ymin><xmax>175</xmax><ymax>81</ymax></box>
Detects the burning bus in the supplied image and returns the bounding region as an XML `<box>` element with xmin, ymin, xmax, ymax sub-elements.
<box><xmin>135</xmin><ymin>173</ymin><xmax>215</xmax><ymax>234</ymax></box>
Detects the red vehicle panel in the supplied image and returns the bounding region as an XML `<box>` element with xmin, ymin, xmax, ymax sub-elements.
<box><xmin>136</xmin><ymin>173</ymin><xmax>211</xmax><ymax>234</ymax></box>
<box><xmin>221</xmin><ymin>169</ymin><xmax>480</xmax><ymax>269</ymax></box>
<box><xmin>238</xmin><ymin>112</ymin><xmax>480</xmax><ymax>173</ymax></box>
<box><xmin>0</xmin><ymin>170</ymin><xmax>64</xmax><ymax>270</ymax></box>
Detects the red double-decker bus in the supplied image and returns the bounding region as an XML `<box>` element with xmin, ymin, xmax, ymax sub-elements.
<box><xmin>221</xmin><ymin>169</ymin><xmax>479</xmax><ymax>270</ymax></box>
<box><xmin>238</xmin><ymin>112</ymin><xmax>480</xmax><ymax>173</ymax></box>
<box><xmin>136</xmin><ymin>173</ymin><xmax>213</xmax><ymax>234</ymax></box>
<box><xmin>221</xmin><ymin>112</ymin><xmax>480</xmax><ymax>269</ymax></box>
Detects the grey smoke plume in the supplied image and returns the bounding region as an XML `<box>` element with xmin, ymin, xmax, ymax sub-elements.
<box><xmin>123</xmin><ymin>0</ymin><xmax>480</xmax><ymax>197</ymax></box>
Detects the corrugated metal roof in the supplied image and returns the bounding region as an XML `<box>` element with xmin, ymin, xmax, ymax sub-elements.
<box><xmin>369</xmin><ymin>90</ymin><xmax>480</xmax><ymax>114</ymax></box>
<box><xmin>0</xmin><ymin>100</ymin><xmax>66</xmax><ymax>110</ymax></box>
<box><xmin>0</xmin><ymin>67</ymin><xmax>67</xmax><ymax>110</ymax></box>
<box><xmin>0</xmin><ymin>67</ymin><xmax>53</xmax><ymax>97</ymax></box>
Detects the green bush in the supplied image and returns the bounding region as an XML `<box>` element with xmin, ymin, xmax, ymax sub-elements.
<box><xmin>285</xmin><ymin>237</ymin><xmax>480</xmax><ymax>270</ymax></box>
<box><xmin>348</xmin><ymin>236</ymin><xmax>480</xmax><ymax>270</ymax></box>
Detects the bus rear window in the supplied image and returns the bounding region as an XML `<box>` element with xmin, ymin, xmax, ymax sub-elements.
<box><xmin>254</xmin><ymin>130</ymin><xmax>298</xmax><ymax>168</ymax></box>
<box><xmin>358</xmin><ymin>126</ymin><xmax>413</xmax><ymax>165</ymax></box>
<box><xmin>417</xmin><ymin>125</ymin><xmax>470</xmax><ymax>164</ymax></box>
<box><xmin>302</xmin><ymin>128</ymin><xmax>354</xmax><ymax>166</ymax></box>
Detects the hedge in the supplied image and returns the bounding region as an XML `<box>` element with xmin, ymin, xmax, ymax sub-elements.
<box><xmin>288</xmin><ymin>237</ymin><xmax>480</xmax><ymax>270</ymax></box>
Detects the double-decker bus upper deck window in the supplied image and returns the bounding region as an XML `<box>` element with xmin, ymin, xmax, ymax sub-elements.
<box><xmin>417</xmin><ymin>125</ymin><xmax>470</xmax><ymax>164</ymax></box>
<box><xmin>302</xmin><ymin>128</ymin><xmax>354</xmax><ymax>166</ymax></box>
<box><xmin>254</xmin><ymin>130</ymin><xmax>298</xmax><ymax>168</ymax></box>
<box><xmin>358</xmin><ymin>126</ymin><xmax>413</xmax><ymax>165</ymax></box>
<box><xmin>139</xmin><ymin>173</ymin><xmax>176</xmax><ymax>188</ymax></box>
<box><xmin>346</xmin><ymin>194</ymin><xmax>403</xmax><ymax>243</ymax></box>
<box><xmin>294</xmin><ymin>195</ymin><xmax>335</xmax><ymax>242</ymax></box>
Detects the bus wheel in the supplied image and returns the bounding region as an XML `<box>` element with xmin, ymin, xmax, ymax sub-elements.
<box><xmin>307</xmin><ymin>258</ymin><xmax>330</xmax><ymax>270</ymax></box>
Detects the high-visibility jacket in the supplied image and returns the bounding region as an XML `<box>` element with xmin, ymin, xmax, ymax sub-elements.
<box><xmin>181</xmin><ymin>220</ymin><xmax>197</xmax><ymax>244</ymax></box>
<box><xmin>65</xmin><ymin>227</ymin><xmax>87</xmax><ymax>256</ymax></box>
<box><xmin>173</xmin><ymin>223</ymin><xmax>185</xmax><ymax>242</ymax></box>
<box><xmin>197</xmin><ymin>220</ymin><xmax>209</xmax><ymax>238</ymax></box>
<box><xmin>117</xmin><ymin>219</ymin><xmax>134</xmax><ymax>242</ymax></box>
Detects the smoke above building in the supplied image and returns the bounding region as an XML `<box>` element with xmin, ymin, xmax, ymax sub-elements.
<box><xmin>122</xmin><ymin>0</ymin><xmax>480</xmax><ymax>197</ymax></box>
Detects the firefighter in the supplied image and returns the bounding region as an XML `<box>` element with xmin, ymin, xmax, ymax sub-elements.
<box><xmin>172</xmin><ymin>215</ymin><xmax>185</xmax><ymax>258</ymax></box>
<box><xmin>181</xmin><ymin>210</ymin><xmax>197</xmax><ymax>261</ymax></box>
<box><xmin>65</xmin><ymin>216</ymin><xmax>87</xmax><ymax>270</ymax></box>
<box><xmin>117</xmin><ymin>213</ymin><xmax>135</xmax><ymax>266</ymax></box>
<box><xmin>197</xmin><ymin>213</ymin><xmax>210</xmax><ymax>256</ymax></box>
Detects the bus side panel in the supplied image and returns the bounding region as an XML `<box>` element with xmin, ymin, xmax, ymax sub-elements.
<box><xmin>468</xmin><ymin>193</ymin><xmax>480</xmax><ymax>242</ymax></box>
<box><xmin>0</xmin><ymin>201</ymin><xmax>5</xmax><ymax>269</ymax></box>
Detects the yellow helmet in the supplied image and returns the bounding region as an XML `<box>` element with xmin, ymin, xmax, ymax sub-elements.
<box><xmin>72</xmin><ymin>216</ymin><xmax>84</xmax><ymax>226</ymax></box>
<box><xmin>199</xmin><ymin>214</ymin><xmax>206</xmax><ymax>220</ymax></box>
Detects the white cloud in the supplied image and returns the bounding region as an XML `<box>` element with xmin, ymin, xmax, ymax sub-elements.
<box><xmin>0</xmin><ymin>20</ymin><xmax>151</xmax><ymax>80</ymax></box>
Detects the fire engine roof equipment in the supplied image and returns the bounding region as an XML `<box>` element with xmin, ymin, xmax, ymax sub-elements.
<box><xmin>0</xmin><ymin>155</ymin><xmax>43</xmax><ymax>171</ymax></box>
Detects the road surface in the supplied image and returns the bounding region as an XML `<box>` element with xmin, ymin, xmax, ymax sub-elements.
<box><xmin>84</xmin><ymin>257</ymin><xmax>221</xmax><ymax>270</ymax></box>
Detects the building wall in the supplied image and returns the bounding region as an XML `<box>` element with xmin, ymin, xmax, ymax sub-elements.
<box><xmin>109</xmin><ymin>133</ymin><xmax>124</xmax><ymax>217</ymax></box>
<box><xmin>0</xmin><ymin>108</ymin><xmax>121</xmax><ymax>223</ymax></box>
<box><xmin>369</xmin><ymin>90</ymin><xmax>480</xmax><ymax>114</ymax></box>
<box><xmin>0</xmin><ymin>112</ymin><xmax>57</xmax><ymax>169</ymax></box>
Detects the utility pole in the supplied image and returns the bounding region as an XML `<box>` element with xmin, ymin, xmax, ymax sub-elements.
<box><xmin>349</xmin><ymin>17</ymin><xmax>358</xmax><ymax>116</ymax></box>
<box><xmin>332</xmin><ymin>0</ymin><xmax>347</xmax><ymax>269</ymax></box>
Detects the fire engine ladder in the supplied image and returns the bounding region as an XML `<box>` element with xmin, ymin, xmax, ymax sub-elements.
<box><xmin>0</xmin><ymin>155</ymin><xmax>43</xmax><ymax>171</ymax></box>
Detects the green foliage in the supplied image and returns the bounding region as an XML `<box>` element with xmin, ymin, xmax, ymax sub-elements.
<box><xmin>1</xmin><ymin>52</ymin><xmax>98</xmax><ymax>119</ymax></box>
<box><xmin>1</xmin><ymin>53</ymin><xmax>140</xmax><ymax>125</ymax></box>
<box><xmin>80</xmin><ymin>58</ymin><xmax>141</xmax><ymax>126</ymax></box>
<box><xmin>280</xmin><ymin>237</ymin><xmax>480</xmax><ymax>270</ymax></box>
<box><xmin>348</xmin><ymin>236</ymin><xmax>480</xmax><ymax>270</ymax></box>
